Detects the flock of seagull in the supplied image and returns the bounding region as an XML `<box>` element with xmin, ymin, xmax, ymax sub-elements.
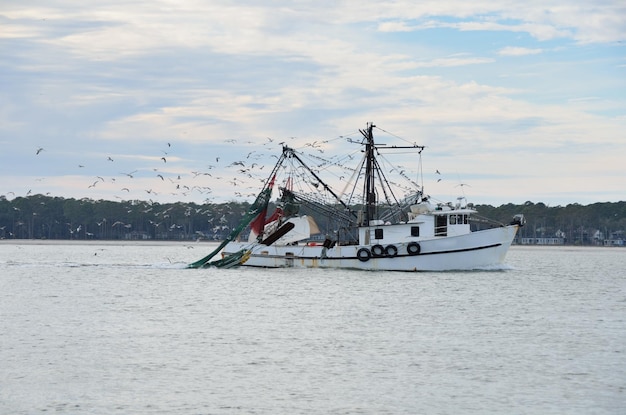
<box><xmin>23</xmin><ymin>139</ymin><xmax>293</xmax><ymax>204</ymax></box>
<box><xmin>6</xmin><ymin>132</ymin><xmax>450</xmax><ymax>209</ymax></box>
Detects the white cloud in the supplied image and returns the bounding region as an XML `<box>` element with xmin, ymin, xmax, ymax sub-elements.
<box><xmin>413</xmin><ymin>57</ymin><xmax>494</xmax><ymax>68</ymax></box>
<box><xmin>498</xmin><ymin>47</ymin><xmax>544</xmax><ymax>56</ymax></box>
<box><xmin>370</xmin><ymin>1</ymin><xmax>626</xmax><ymax>44</ymax></box>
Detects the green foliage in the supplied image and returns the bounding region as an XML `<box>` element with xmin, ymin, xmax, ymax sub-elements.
<box><xmin>474</xmin><ymin>201</ymin><xmax>626</xmax><ymax>244</ymax></box>
<box><xmin>0</xmin><ymin>195</ymin><xmax>624</xmax><ymax>244</ymax></box>
<box><xmin>0</xmin><ymin>195</ymin><xmax>247</xmax><ymax>240</ymax></box>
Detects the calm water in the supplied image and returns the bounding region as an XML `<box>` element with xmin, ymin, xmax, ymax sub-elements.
<box><xmin>1</xmin><ymin>241</ymin><xmax>624</xmax><ymax>414</ymax></box>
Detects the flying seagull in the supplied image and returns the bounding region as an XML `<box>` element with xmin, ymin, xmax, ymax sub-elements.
<box><xmin>36</xmin><ymin>147</ymin><xmax>44</xmax><ymax>155</ymax></box>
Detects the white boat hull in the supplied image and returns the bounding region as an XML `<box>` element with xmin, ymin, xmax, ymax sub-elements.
<box><xmin>223</xmin><ymin>224</ymin><xmax>520</xmax><ymax>271</ymax></box>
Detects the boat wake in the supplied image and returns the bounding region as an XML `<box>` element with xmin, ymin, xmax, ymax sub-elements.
<box><xmin>473</xmin><ymin>263</ymin><xmax>516</xmax><ymax>271</ymax></box>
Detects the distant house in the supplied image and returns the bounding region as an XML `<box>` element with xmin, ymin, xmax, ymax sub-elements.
<box><xmin>520</xmin><ymin>236</ymin><xmax>565</xmax><ymax>245</ymax></box>
<box><xmin>602</xmin><ymin>230</ymin><xmax>625</xmax><ymax>247</ymax></box>
<box><xmin>125</xmin><ymin>231</ymin><xmax>151</xmax><ymax>240</ymax></box>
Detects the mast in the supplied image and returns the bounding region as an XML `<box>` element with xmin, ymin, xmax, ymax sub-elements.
<box><xmin>358</xmin><ymin>123</ymin><xmax>425</xmax><ymax>226</ymax></box>
<box><xmin>361</xmin><ymin>122</ymin><xmax>376</xmax><ymax>225</ymax></box>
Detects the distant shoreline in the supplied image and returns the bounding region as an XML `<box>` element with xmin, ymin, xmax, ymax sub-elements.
<box><xmin>0</xmin><ymin>239</ymin><xmax>219</xmax><ymax>246</ymax></box>
<box><xmin>1</xmin><ymin>240</ymin><xmax>622</xmax><ymax>251</ymax></box>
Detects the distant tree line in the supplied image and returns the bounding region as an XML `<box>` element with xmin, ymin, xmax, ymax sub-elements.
<box><xmin>1</xmin><ymin>195</ymin><xmax>625</xmax><ymax>245</ymax></box>
<box><xmin>0</xmin><ymin>194</ymin><xmax>250</xmax><ymax>241</ymax></box>
<box><xmin>474</xmin><ymin>201</ymin><xmax>626</xmax><ymax>245</ymax></box>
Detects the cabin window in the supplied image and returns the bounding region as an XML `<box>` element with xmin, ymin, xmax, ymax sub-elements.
<box><xmin>374</xmin><ymin>228</ymin><xmax>383</xmax><ymax>239</ymax></box>
<box><xmin>411</xmin><ymin>226</ymin><xmax>420</xmax><ymax>237</ymax></box>
<box><xmin>449</xmin><ymin>214</ymin><xmax>468</xmax><ymax>225</ymax></box>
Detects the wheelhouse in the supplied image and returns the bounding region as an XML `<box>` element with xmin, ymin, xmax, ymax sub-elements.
<box><xmin>357</xmin><ymin>206</ymin><xmax>475</xmax><ymax>245</ymax></box>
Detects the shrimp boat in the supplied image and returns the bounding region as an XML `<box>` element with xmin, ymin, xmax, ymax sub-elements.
<box><xmin>189</xmin><ymin>123</ymin><xmax>525</xmax><ymax>271</ymax></box>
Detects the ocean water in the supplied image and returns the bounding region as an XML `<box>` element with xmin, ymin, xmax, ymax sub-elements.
<box><xmin>1</xmin><ymin>241</ymin><xmax>624</xmax><ymax>414</ymax></box>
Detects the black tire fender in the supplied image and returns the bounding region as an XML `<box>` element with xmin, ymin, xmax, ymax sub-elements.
<box><xmin>357</xmin><ymin>248</ymin><xmax>371</xmax><ymax>262</ymax></box>
<box><xmin>407</xmin><ymin>242</ymin><xmax>421</xmax><ymax>256</ymax></box>
<box><xmin>385</xmin><ymin>244</ymin><xmax>398</xmax><ymax>257</ymax></box>
<box><xmin>371</xmin><ymin>244</ymin><xmax>385</xmax><ymax>257</ymax></box>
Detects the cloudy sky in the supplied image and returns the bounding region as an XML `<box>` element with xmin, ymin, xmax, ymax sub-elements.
<box><xmin>1</xmin><ymin>1</ymin><xmax>625</xmax><ymax>207</ymax></box>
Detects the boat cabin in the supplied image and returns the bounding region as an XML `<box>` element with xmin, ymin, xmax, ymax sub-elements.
<box><xmin>357</xmin><ymin>203</ymin><xmax>475</xmax><ymax>245</ymax></box>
